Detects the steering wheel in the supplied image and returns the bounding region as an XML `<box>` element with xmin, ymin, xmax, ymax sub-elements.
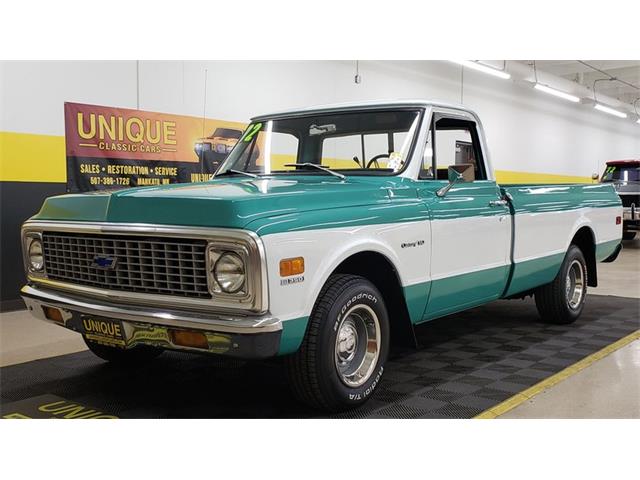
<box><xmin>366</xmin><ymin>153</ymin><xmax>390</xmax><ymax>169</ymax></box>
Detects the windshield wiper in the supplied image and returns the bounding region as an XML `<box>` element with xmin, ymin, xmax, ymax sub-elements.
<box><xmin>215</xmin><ymin>169</ymin><xmax>260</xmax><ymax>178</ymax></box>
<box><xmin>284</xmin><ymin>163</ymin><xmax>346</xmax><ymax>180</ymax></box>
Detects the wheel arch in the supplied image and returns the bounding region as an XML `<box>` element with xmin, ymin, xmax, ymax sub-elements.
<box><xmin>332</xmin><ymin>250</ymin><xmax>417</xmax><ymax>349</ymax></box>
<box><xmin>570</xmin><ymin>226</ymin><xmax>597</xmax><ymax>287</ymax></box>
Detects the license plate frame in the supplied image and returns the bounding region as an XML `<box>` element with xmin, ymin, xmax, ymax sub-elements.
<box><xmin>77</xmin><ymin>317</ymin><xmax>127</xmax><ymax>346</ymax></box>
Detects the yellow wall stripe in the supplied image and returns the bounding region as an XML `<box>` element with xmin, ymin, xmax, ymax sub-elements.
<box><xmin>475</xmin><ymin>330</ymin><xmax>640</xmax><ymax>419</ymax></box>
<box><xmin>0</xmin><ymin>130</ymin><xmax>594</xmax><ymax>185</ymax></box>
<box><xmin>495</xmin><ymin>169</ymin><xmax>592</xmax><ymax>184</ymax></box>
<box><xmin>0</xmin><ymin>131</ymin><xmax>66</xmax><ymax>183</ymax></box>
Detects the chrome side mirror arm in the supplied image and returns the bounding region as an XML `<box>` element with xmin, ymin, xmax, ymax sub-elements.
<box><xmin>436</xmin><ymin>172</ymin><xmax>463</xmax><ymax>197</ymax></box>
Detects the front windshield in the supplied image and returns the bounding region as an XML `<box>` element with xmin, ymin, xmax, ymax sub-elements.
<box><xmin>216</xmin><ymin>109</ymin><xmax>421</xmax><ymax>177</ymax></box>
<box><xmin>601</xmin><ymin>164</ymin><xmax>640</xmax><ymax>182</ymax></box>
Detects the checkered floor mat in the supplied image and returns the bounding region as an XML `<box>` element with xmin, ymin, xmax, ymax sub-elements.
<box><xmin>1</xmin><ymin>295</ymin><xmax>638</xmax><ymax>419</ymax></box>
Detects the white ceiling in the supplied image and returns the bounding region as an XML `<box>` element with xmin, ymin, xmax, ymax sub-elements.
<box><xmin>533</xmin><ymin>60</ymin><xmax>640</xmax><ymax>107</ymax></box>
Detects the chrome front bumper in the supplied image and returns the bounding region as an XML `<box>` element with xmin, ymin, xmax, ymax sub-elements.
<box><xmin>623</xmin><ymin>206</ymin><xmax>638</xmax><ymax>222</ymax></box>
<box><xmin>21</xmin><ymin>284</ymin><xmax>282</xmax><ymax>359</ymax></box>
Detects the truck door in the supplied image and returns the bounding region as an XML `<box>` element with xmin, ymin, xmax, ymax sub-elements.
<box><xmin>418</xmin><ymin>113</ymin><xmax>511</xmax><ymax>320</ymax></box>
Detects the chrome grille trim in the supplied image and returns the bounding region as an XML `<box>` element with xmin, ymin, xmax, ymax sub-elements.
<box><xmin>42</xmin><ymin>232</ymin><xmax>211</xmax><ymax>298</ymax></box>
<box><xmin>21</xmin><ymin>221</ymin><xmax>268</xmax><ymax>314</ymax></box>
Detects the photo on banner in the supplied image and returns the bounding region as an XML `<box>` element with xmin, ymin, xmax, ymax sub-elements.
<box><xmin>64</xmin><ymin>102</ymin><xmax>246</xmax><ymax>192</ymax></box>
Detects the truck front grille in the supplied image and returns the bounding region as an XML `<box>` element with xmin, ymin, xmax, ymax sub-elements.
<box><xmin>620</xmin><ymin>194</ymin><xmax>639</xmax><ymax>208</ymax></box>
<box><xmin>42</xmin><ymin>232</ymin><xmax>211</xmax><ymax>298</ymax></box>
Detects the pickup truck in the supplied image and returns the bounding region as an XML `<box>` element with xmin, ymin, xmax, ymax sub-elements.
<box><xmin>21</xmin><ymin>100</ymin><xmax>623</xmax><ymax>412</ymax></box>
<box><xmin>600</xmin><ymin>159</ymin><xmax>639</xmax><ymax>240</ymax></box>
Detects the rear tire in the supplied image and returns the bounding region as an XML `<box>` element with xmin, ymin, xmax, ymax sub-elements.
<box><xmin>534</xmin><ymin>245</ymin><xmax>588</xmax><ymax>325</ymax></box>
<box><xmin>623</xmin><ymin>231</ymin><xmax>636</xmax><ymax>241</ymax></box>
<box><xmin>285</xmin><ymin>274</ymin><xmax>389</xmax><ymax>412</ymax></box>
<box><xmin>84</xmin><ymin>338</ymin><xmax>163</xmax><ymax>364</ymax></box>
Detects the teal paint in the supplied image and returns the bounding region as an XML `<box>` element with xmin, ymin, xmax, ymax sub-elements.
<box><xmin>277</xmin><ymin>316</ymin><xmax>309</xmax><ymax>355</ymax></box>
<box><xmin>403</xmin><ymin>282</ymin><xmax>431</xmax><ymax>324</ymax></box>
<box><xmin>31</xmin><ymin>176</ymin><xmax>621</xmax><ymax>236</ymax></box>
<box><xmin>501</xmin><ymin>183</ymin><xmax>621</xmax><ymax>214</ymax></box>
<box><xmin>504</xmin><ymin>251</ymin><xmax>565</xmax><ymax>297</ymax></box>
<box><xmin>422</xmin><ymin>265</ymin><xmax>509</xmax><ymax>321</ymax></box>
<box><xmin>595</xmin><ymin>239</ymin><xmax>621</xmax><ymax>262</ymax></box>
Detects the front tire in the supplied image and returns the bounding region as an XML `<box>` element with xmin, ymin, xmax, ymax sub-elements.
<box><xmin>535</xmin><ymin>245</ymin><xmax>588</xmax><ymax>325</ymax></box>
<box><xmin>286</xmin><ymin>274</ymin><xmax>389</xmax><ymax>412</ymax></box>
<box><xmin>84</xmin><ymin>338</ymin><xmax>163</xmax><ymax>364</ymax></box>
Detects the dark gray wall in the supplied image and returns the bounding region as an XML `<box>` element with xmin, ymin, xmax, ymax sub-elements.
<box><xmin>0</xmin><ymin>182</ymin><xmax>65</xmax><ymax>311</ymax></box>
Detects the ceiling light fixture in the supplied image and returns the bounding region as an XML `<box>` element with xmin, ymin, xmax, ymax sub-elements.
<box><xmin>534</xmin><ymin>83</ymin><xmax>580</xmax><ymax>103</ymax></box>
<box><xmin>594</xmin><ymin>103</ymin><xmax>628</xmax><ymax>119</ymax></box>
<box><xmin>451</xmin><ymin>60</ymin><xmax>511</xmax><ymax>80</ymax></box>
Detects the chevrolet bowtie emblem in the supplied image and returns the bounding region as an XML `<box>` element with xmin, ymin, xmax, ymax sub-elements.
<box><xmin>92</xmin><ymin>256</ymin><xmax>118</xmax><ymax>270</ymax></box>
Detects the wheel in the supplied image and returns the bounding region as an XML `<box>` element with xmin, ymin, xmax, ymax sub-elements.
<box><xmin>622</xmin><ymin>231</ymin><xmax>636</xmax><ymax>241</ymax></box>
<box><xmin>534</xmin><ymin>245</ymin><xmax>588</xmax><ymax>325</ymax></box>
<box><xmin>84</xmin><ymin>338</ymin><xmax>163</xmax><ymax>364</ymax></box>
<box><xmin>285</xmin><ymin>274</ymin><xmax>389</xmax><ymax>412</ymax></box>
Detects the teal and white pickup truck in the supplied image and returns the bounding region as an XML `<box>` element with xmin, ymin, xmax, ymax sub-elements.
<box><xmin>21</xmin><ymin>100</ymin><xmax>623</xmax><ymax>411</ymax></box>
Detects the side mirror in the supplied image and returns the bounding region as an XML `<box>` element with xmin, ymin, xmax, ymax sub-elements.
<box><xmin>437</xmin><ymin>164</ymin><xmax>474</xmax><ymax>197</ymax></box>
<box><xmin>591</xmin><ymin>173</ymin><xmax>600</xmax><ymax>182</ymax></box>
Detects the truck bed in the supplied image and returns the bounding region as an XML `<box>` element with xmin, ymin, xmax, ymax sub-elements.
<box><xmin>500</xmin><ymin>182</ymin><xmax>622</xmax><ymax>297</ymax></box>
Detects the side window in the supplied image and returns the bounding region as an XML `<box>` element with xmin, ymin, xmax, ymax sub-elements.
<box><xmin>421</xmin><ymin>116</ymin><xmax>486</xmax><ymax>181</ymax></box>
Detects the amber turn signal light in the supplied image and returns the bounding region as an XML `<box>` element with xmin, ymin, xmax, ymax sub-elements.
<box><xmin>169</xmin><ymin>329</ymin><xmax>209</xmax><ymax>349</ymax></box>
<box><xmin>42</xmin><ymin>306</ymin><xmax>64</xmax><ymax>323</ymax></box>
<box><xmin>280</xmin><ymin>257</ymin><xmax>305</xmax><ymax>277</ymax></box>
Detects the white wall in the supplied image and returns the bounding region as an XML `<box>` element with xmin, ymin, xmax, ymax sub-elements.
<box><xmin>2</xmin><ymin>60</ymin><xmax>638</xmax><ymax>177</ymax></box>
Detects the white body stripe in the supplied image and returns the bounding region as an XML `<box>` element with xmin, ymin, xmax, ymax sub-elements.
<box><xmin>262</xmin><ymin>221</ymin><xmax>430</xmax><ymax>322</ymax></box>
<box><xmin>430</xmin><ymin>214</ymin><xmax>511</xmax><ymax>281</ymax></box>
<box><xmin>262</xmin><ymin>205</ymin><xmax>621</xmax><ymax>323</ymax></box>
<box><xmin>512</xmin><ymin>206</ymin><xmax>622</xmax><ymax>263</ymax></box>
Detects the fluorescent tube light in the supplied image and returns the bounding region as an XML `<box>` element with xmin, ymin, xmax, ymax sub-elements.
<box><xmin>534</xmin><ymin>83</ymin><xmax>580</xmax><ymax>103</ymax></box>
<box><xmin>451</xmin><ymin>60</ymin><xmax>511</xmax><ymax>80</ymax></box>
<box><xmin>594</xmin><ymin>103</ymin><xmax>628</xmax><ymax>118</ymax></box>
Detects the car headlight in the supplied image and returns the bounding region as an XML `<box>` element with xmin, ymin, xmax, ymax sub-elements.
<box><xmin>28</xmin><ymin>238</ymin><xmax>44</xmax><ymax>272</ymax></box>
<box><xmin>213</xmin><ymin>252</ymin><xmax>245</xmax><ymax>293</ymax></box>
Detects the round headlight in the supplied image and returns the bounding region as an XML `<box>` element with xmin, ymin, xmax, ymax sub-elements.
<box><xmin>28</xmin><ymin>238</ymin><xmax>44</xmax><ymax>271</ymax></box>
<box><xmin>214</xmin><ymin>252</ymin><xmax>245</xmax><ymax>293</ymax></box>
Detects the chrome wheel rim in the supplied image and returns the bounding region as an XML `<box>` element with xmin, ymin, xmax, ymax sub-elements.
<box><xmin>334</xmin><ymin>304</ymin><xmax>380</xmax><ymax>387</ymax></box>
<box><xmin>565</xmin><ymin>259</ymin><xmax>585</xmax><ymax>309</ymax></box>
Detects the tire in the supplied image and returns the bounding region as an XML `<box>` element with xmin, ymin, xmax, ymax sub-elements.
<box><xmin>622</xmin><ymin>231</ymin><xmax>636</xmax><ymax>241</ymax></box>
<box><xmin>84</xmin><ymin>338</ymin><xmax>163</xmax><ymax>364</ymax></box>
<box><xmin>534</xmin><ymin>245</ymin><xmax>588</xmax><ymax>325</ymax></box>
<box><xmin>285</xmin><ymin>274</ymin><xmax>389</xmax><ymax>412</ymax></box>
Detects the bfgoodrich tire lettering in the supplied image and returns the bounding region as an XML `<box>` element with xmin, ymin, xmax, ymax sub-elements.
<box><xmin>534</xmin><ymin>244</ymin><xmax>588</xmax><ymax>325</ymax></box>
<box><xmin>285</xmin><ymin>274</ymin><xmax>390</xmax><ymax>412</ymax></box>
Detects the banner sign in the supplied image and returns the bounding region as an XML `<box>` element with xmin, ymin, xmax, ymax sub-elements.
<box><xmin>64</xmin><ymin>102</ymin><xmax>246</xmax><ymax>192</ymax></box>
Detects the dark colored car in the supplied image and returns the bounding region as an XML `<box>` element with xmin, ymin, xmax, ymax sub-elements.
<box><xmin>601</xmin><ymin>159</ymin><xmax>640</xmax><ymax>240</ymax></box>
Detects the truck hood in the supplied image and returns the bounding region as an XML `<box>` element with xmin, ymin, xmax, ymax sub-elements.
<box><xmin>32</xmin><ymin>176</ymin><xmax>396</xmax><ymax>229</ymax></box>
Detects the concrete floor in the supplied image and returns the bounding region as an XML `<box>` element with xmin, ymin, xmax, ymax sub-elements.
<box><xmin>1</xmin><ymin>239</ymin><xmax>638</xmax><ymax>417</ymax></box>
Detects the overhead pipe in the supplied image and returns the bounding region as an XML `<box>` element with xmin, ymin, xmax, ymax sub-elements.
<box><xmin>502</xmin><ymin>61</ymin><xmax>637</xmax><ymax>117</ymax></box>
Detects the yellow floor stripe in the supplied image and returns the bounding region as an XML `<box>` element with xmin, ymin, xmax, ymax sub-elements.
<box><xmin>475</xmin><ymin>330</ymin><xmax>640</xmax><ymax>419</ymax></box>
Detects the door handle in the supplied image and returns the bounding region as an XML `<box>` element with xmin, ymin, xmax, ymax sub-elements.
<box><xmin>489</xmin><ymin>199</ymin><xmax>508</xmax><ymax>207</ymax></box>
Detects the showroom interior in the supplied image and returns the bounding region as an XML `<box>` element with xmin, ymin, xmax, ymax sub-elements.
<box><xmin>0</xmin><ymin>59</ymin><xmax>639</xmax><ymax>419</ymax></box>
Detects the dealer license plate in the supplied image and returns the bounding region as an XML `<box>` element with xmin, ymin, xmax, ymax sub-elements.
<box><xmin>78</xmin><ymin>317</ymin><xmax>126</xmax><ymax>346</ymax></box>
